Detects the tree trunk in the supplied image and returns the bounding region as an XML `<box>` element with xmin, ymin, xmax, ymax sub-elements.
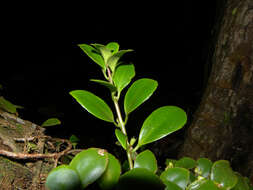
<box><xmin>180</xmin><ymin>0</ymin><xmax>253</xmax><ymax>179</ymax></box>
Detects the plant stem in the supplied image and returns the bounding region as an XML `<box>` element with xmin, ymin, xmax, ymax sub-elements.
<box><xmin>106</xmin><ymin>67</ymin><xmax>134</xmax><ymax>169</ymax></box>
<box><xmin>113</xmin><ymin>100</ymin><xmax>133</xmax><ymax>169</ymax></box>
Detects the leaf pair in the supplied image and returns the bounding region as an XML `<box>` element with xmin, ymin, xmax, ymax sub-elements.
<box><xmin>46</xmin><ymin>148</ymin><xmax>121</xmax><ymax>190</ymax></box>
<box><xmin>91</xmin><ymin>63</ymin><xmax>135</xmax><ymax>94</ymax></box>
<box><xmin>79</xmin><ymin>42</ymin><xmax>132</xmax><ymax>73</ymax></box>
<box><xmin>69</xmin><ymin>78</ymin><xmax>158</xmax><ymax>124</ymax></box>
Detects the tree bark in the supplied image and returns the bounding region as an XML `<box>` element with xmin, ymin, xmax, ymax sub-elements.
<box><xmin>180</xmin><ymin>0</ymin><xmax>253</xmax><ymax>179</ymax></box>
<box><xmin>0</xmin><ymin>109</ymin><xmax>73</xmax><ymax>189</ymax></box>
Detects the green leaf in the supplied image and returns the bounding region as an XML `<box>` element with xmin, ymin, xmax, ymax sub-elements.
<box><xmin>124</xmin><ymin>78</ymin><xmax>158</xmax><ymax>115</ymax></box>
<box><xmin>69</xmin><ymin>135</ymin><xmax>80</xmax><ymax>143</ymax></box>
<box><xmin>164</xmin><ymin>181</ymin><xmax>182</xmax><ymax>190</ymax></box>
<box><xmin>106</xmin><ymin>42</ymin><xmax>119</xmax><ymax>54</ymax></box>
<box><xmin>116</xmin><ymin>168</ymin><xmax>165</xmax><ymax>190</ymax></box>
<box><xmin>137</xmin><ymin>106</ymin><xmax>187</xmax><ymax>147</ymax></box>
<box><xmin>45</xmin><ymin>165</ymin><xmax>81</xmax><ymax>190</ymax></box>
<box><xmin>107</xmin><ymin>49</ymin><xmax>133</xmax><ymax>72</ymax></box>
<box><xmin>232</xmin><ymin>173</ymin><xmax>250</xmax><ymax>190</ymax></box>
<box><xmin>70</xmin><ymin>90</ymin><xmax>114</xmax><ymax>123</ymax></box>
<box><xmin>0</xmin><ymin>96</ymin><xmax>23</xmax><ymax>114</ymax></box>
<box><xmin>211</xmin><ymin>160</ymin><xmax>238</xmax><ymax>189</ymax></box>
<box><xmin>69</xmin><ymin>148</ymin><xmax>108</xmax><ymax>188</ymax></box>
<box><xmin>187</xmin><ymin>179</ymin><xmax>223</xmax><ymax>190</ymax></box>
<box><xmin>97</xmin><ymin>153</ymin><xmax>121</xmax><ymax>190</ymax></box>
<box><xmin>160</xmin><ymin>167</ymin><xmax>190</xmax><ymax>190</ymax></box>
<box><xmin>115</xmin><ymin>129</ymin><xmax>127</xmax><ymax>150</ymax></box>
<box><xmin>78</xmin><ymin>43</ymin><xmax>105</xmax><ymax>69</ymax></box>
<box><xmin>113</xmin><ymin>64</ymin><xmax>135</xmax><ymax>93</ymax></box>
<box><xmin>41</xmin><ymin>118</ymin><xmax>61</xmax><ymax>127</ymax></box>
<box><xmin>196</xmin><ymin>158</ymin><xmax>213</xmax><ymax>178</ymax></box>
<box><xmin>165</xmin><ymin>159</ymin><xmax>177</xmax><ymax>167</ymax></box>
<box><xmin>134</xmin><ymin>150</ymin><xmax>157</xmax><ymax>173</ymax></box>
<box><xmin>90</xmin><ymin>79</ymin><xmax>117</xmax><ymax>92</ymax></box>
<box><xmin>98</xmin><ymin>46</ymin><xmax>112</xmax><ymax>64</ymax></box>
<box><xmin>186</xmin><ymin>178</ymin><xmax>207</xmax><ymax>190</ymax></box>
<box><xmin>175</xmin><ymin>157</ymin><xmax>197</xmax><ymax>170</ymax></box>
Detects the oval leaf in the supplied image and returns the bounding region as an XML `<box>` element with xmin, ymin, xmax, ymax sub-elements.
<box><xmin>69</xmin><ymin>135</ymin><xmax>80</xmax><ymax>143</ymax></box>
<box><xmin>0</xmin><ymin>96</ymin><xmax>23</xmax><ymax>114</ymax></box>
<box><xmin>160</xmin><ymin>167</ymin><xmax>190</xmax><ymax>190</ymax></box>
<box><xmin>46</xmin><ymin>165</ymin><xmax>81</xmax><ymax>190</ymax></box>
<box><xmin>70</xmin><ymin>90</ymin><xmax>114</xmax><ymax>123</ymax></box>
<box><xmin>134</xmin><ymin>150</ymin><xmax>157</xmax><ymax>173</ymax></box>
<box><xmin>187</xmin><ymin>179</ymin><xmax>222</xmax><ymax>190</ymax></box>
<box><xmin>107</xmin><ymin>49</ymin><xmax>133</xmax><ymax>72</ymax></box>
<box><xmin>164</xmin><ymin>181</ymin><xmax>182</xmax><ymax>190</ymax></box>
<box><xmin>69</xmin><ymin>148</ymin><xmax>108</xmax><ymax>188</ymax></box>
<box><xmin>97</xmin><ymin>153</ymin><xmax>121</xmax><ymax>190</ymax></box>
<box><xmin>124</xmin><ymin>78</ymin><xmax>158</xmax><ymax>115</ymax></box>
<box><xmin>106</xmin><ymin>42</ymin><xmax>119</xmax><ymax>54</ymax></box>
<box><xmin>97</xmin><ymin>46</ymin><xmax>112</xmax><ymax>63</ymax></box>
<box><xmin>115</xmin><ymin>129</ymin><xmax>127</xmax><ymax>150</ymax></box>
<box><xmin>41</xmin><ymin>118</ymin><xmax>61</xmax><ymax>127</ymax></box>
<box><xmin>113</xmin><ymin>64</ymin><xmax>135</xmax><ymax>92</ymax></box>
<box><xmin>232</xmin><ymin>173</ymin><xmax>250</xmax><ymax>190</ymax></box>
<box><xmin>196</xmin><ymin>158</ymin><xmax>213</xmax><ymax>178</ymax></box>
<box><xmin>211</xmin><ymin>160</ymin><xmax>238</xmax><ymax>189</ymax></box>
<box><xmin>117</xmin><ymin>168</ymin><xmax>165</xmax><ymax>190</ymax></box>
<box><xmin>175</xmin><ymin>157</ymin><xmax>197</xmax><ymax>170</ymax></box>
<box><xmin>90</xmin><ymin>79</ymin><xmax>117</xmax><ymax>92</ymax></box>
<box><xmin>137</xmin><ymin>106</ymin><xmax>187</xmax><ymax>147</ymax></box>
<box><xmin>78</xmin><ymin>43</ymin><xmax>105</xmax><ymax>69</ymax></box>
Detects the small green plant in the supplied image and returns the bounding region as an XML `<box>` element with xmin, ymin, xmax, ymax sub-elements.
<box><xmin>45</xmin><ymin>42</ymin><xmax>252</xmax><ymax>190</ymax></box>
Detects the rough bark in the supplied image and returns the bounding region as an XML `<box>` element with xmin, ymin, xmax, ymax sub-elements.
<box><xmin>180</xmin><ymin>0</ymin><xmax>253</xmax><ymax>179</ymax></box>
<box><xmin>0</xmin><ymin>109</ymin><xmax>73</xmax><ymax>189</ymax></box>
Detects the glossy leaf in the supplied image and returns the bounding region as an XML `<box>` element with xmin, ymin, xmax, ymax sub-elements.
<box><xmin>107</xmin><ymin>49</ymin><xmax>133</xmax><ymax>72</ymax></box>
<box><xmin>78</xmin><ymin>43</ymin><xmax>105</xmax><ymax>69</ymax></box>
<box><xmin>134</xmin><ymin>150</ymin><xmax>157</xmax><ymax>173</ymax></box>
<box><xmin>160</xmin><ymin>167</ymin><xmax>190</xmax><ymax>190</ymax></box>
<box><xmin>164</xmin><ymin>181</ymin><xmax>182</xmax><ymax>190</ymax></box>
<box><xmin>232</xmin><ymin>173</ymin><xmax>250</xmax><ymax>190</ymax></box>
<box><xmin>106</xmin><ymin>42</ymin><xmax>119</xmax><ymax>54</ymax></box>
<box><xmin>175</xmin><ymin>157</ymin><xmax>197</xmax><ymax>169</ymax></box>
<box><xmin>45</xmin><ymin>165</ymin><xmax>81</xmax><ymax>190</ymax></box>
<box><xmin>196</xmin><ymin>158</ymin><xmax>213</xmax><ymax>178</ymax></box>
<box><xmin>211</xmin><ymin>160</ymin><xmax>238</xmax><ymax>189</ymax></box>
<box><xmin>90</xmin><ymin>79</ymin><xmax>117</xmax><ymax>92</ymax></box>
<box><xmin>186</xmin><ymin>178</ymin><xmax>207</xmax><ymax>190</ymax></box>
<box><xmin>113</xmin><ymin>64</ymin><xmax>135</xmax><ymax>92</ymax></box>
<box><xmin>117</xmin><ymin>168</ymin><xmax>165</xmax><ymax>190</ymax></box>
<box><xmin>187</xmin><ymin>179</ymin><xmax>222</xmax><ymax>190</ymax></box>
<box><xmin>115</xmin><ymin>129</ymin><xmax>127</xmax><ymax>150</ymax></box>
<box><xmin>137</xmin><ymin>106</ymin><xmax>187</xmax><ymax>147</ymax></box>
<box><xmin>97</xmin><ymin>153</ymin><xmax>121</xmax><ymax>190</ymax></box>
<box><xmin>124</xmin><ymin>78</ymin><xmax>158</xmax><ymax>115</ymax></box>
<box><xmin>69</xmin><ymin>148</ymin><xmax>108</xmax><ymax>188</ymax></box>
<box><xmin>41</xmin><ymin>118</ymin><xmax>61</xmax><ymax>127</ymax></box>
<box><xmin>70</xmin><ymin>90</ymin><xmax>114</xmax><ymax>123</ymax></box>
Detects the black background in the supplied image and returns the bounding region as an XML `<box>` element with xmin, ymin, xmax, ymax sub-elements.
<box><xmin>0</xmin><ymin>1</ymin><xmax>217</xmax><ymax>157</ymax></box>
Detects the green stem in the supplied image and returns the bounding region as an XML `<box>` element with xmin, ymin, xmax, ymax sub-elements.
<box><xmin>113</xmin><ymin>100</ymin><xmax>133</xmax><ymax>169</ymax></box>
<box><xmin>106</xmin><ymin>67</ymin><xmax>134</xmax><ymax>169</ymax></box>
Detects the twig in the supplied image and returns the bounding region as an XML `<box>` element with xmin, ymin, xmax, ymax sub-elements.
<box><xmin>0</xmin><ymin>136</ymin><xmax>72</xmax><ymax>167</ymax></box>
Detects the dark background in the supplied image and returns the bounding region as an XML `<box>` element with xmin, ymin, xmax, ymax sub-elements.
<box><xmin>0</xmin><ymin>2</ymin><xmax>217</xmax><ymax>159</ymax></box>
